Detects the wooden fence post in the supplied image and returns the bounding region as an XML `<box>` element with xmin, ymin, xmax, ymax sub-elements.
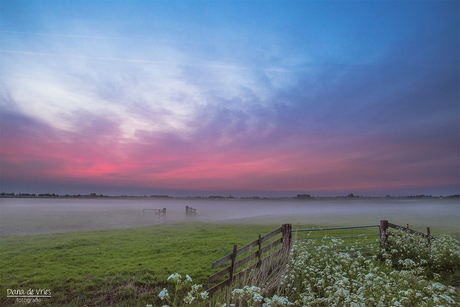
<box><xmin>380</xmin><ymin>220</ymin><xmax>388</xmax><ymax>244</ymax></box>
<box><xmin>206</xmin><ymin>225</ymin><xmax>287</xmax><ymax>296</ymax></box>
<box><xmin>186</xmin><ymin>206</ymin><xmax>196</xmax><ymax>217</ymax></box>
<box><xmin>281</xmin><ymin>224</ymin><xmax>292</xmax><ymax>252</ymax></box>
<box><xmin>427</xmin><ymin>227</ymin><xmax>431</xmax><ymax>247</ymax></box>
<box><xmin>257</xmin><ymin>234</ymin><xmax>262</xmax><ymax>267</ymax></box>
<box><xmin>228</xmin><ymin>244</ymin><xmax>237</xmax><ymax>287</ymax></box>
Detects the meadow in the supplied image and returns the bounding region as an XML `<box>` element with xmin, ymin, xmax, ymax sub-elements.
<box><xmin>1</xmin><ymin>221</ymin><xmax>313</xmax><ymax>306</ymax></box>
<box><xmin>0</xmin><ymin>198</ymin><xmax>458</xmax><ymax>306</ymax></box>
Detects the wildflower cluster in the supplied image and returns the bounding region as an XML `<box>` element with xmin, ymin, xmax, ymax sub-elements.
<box><xmin>379</xmin><ymin>230</ymin><xmax>460</xmax><ymax>284</ymax></box>
<box><xmin>153</xmin><ymin>232</ymin><xmax>460</xmax><ymax>306</ymax></box>
<box><xmin>281</xmin><ymin>237</ymin><xmax>459</xmax><ymax>306</ymax></box>
<box><xmin>231</xmin><ymin>285</ymin><xmax>293</xmax><ymax>307</ymax></box>
<box><xmin>232</xmin><ymin>286</ymin><xmax>264</xmax><ymax>306</ymax></box>
<box><xmin>220</xmin><ymin>286</ymin><xmax>292</xmax><ymax>307</ymax></box>
<box><xmin>156</xmin><ymin>273</ymin><xmax>209</xmax><ymax>307</ymax></box>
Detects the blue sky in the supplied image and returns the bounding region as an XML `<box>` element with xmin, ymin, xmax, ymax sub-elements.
<box><xmin>0</xmin><ymin>0</ymin><xmax>458</xmax><ymax>196</ymax></box>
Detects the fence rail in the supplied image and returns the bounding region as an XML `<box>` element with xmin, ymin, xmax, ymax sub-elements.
<box><xmin>206</xmin><ymin>224</ymin><xmax>291</xmax><ymax>296</ymax></box>
<box><xmin>294</xmin><ymin>225</ymin><xmax>380</xmax><ymax>232</ymax></box>
<box><xmin>143</xmin><ymin>208</ymin><xmax>166</xmax><ymax>216</ymax></box>
<box><xmin>204</xmin><ymin>220</ymin><xmax>435</xmax><ymax>297</ymax></box>
<box><xmin>186</xmin><ymin>206</ymin><xmax>197</xmax><ymax>217</ymax></box>
<box><xmin>293</xmin><ymin>224</ymin><xmax>381</xmax><ymax>256</ymax></box>
<box><xmin>296</xmin><ymin>234</ymin><xmax>379</xmax><ymax>242</ymax></box>
<box><xmin>380</xmin><ymin>220</ymin><xmax>435</xmax><ymax>246</ymax></box>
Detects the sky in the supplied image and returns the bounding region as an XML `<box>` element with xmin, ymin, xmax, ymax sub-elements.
<box><xmin>0</xmin><ymin>1</ymin><xmax>459</xmax><ymax>197</ymax></box>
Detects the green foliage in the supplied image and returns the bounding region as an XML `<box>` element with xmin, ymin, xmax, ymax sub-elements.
<box><xmin>378</xmin><ymin>230</ymin><xmax>460</xmax><ymax>287</ymax></box>
<box><xmin>0</xmin><ymin>222</ymin><xmax>278</xmax><ymax>306</ymax></box>
<box><xmin>282</xmin><ymin>238</ymin><xmax>459</xmax><ymax>306</ymax></box>
<box><xmin>211</xmin><ymin>237</ymin><xmax>460</xmax><ymax>306</ymax></box>
<box><xmin>2</xmin><ymin>222</ymin><xmax>460</xmax><ymax>306</ymax></box>
<box><xmin>154</xmin><ymin>233</ymin><xmax>460</xmax><ymax>306</ymax></box>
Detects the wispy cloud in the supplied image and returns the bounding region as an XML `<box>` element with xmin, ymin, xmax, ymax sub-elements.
<box><xmin>0</xmin><ymin>0</ymin><xmax>458</xmax><ymax>195</ymax></box>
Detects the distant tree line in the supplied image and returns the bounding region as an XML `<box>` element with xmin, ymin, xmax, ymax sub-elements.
<box><xmin>1</xmin><ymin>192</ymin><xmax>458</xmax><ymax>199</ymax></box>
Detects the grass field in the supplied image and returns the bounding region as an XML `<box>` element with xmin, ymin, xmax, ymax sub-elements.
<box><xmin>1</xmin><ymin>201</ymin><xmax>458</xmax><ymax>307</ymax></box>
<box><xmin>0</xmin><ymin>222</ymin><xmax>291</xmax><ymax>306</ymax></box>
<box><xmin>0</xmin><ymin>221</ymin><xmax>388</xmax><ymax>306</ymax></box>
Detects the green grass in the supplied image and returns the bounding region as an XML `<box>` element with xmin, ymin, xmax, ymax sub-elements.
<box><xmin>0</xmin><ymin>221</ymin><xmax>456</xmax><ymax>306</ymax></box>
<box><xmin>0</xmin><ymin>222</ymin><xmax>287</xmax><ymax>306</ymax></box>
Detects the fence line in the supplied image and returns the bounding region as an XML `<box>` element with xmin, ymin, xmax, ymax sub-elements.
<box><xmin>206</xmin><ymin>224</ymin><xmax>291</xmax><ymax>296</ymax></box>
<box><xmin>294</xmin><ymin>225</ymin><xmax>380</xmax><ymax>232</ymax></box>
<box><xmin>380</xmin><ymin>220</ymin><xmax>435</xmax><ymax>246</ymax></box>
<box><xmin>186</xmin><ymin>206</ymin><xmax>197</xmax><ymax>217</ymax></box>
<box><xmin>293</xmin><ymin>224</ymin><xmax>381</xmax><ymax>256</ymax></box>
<box><xmin>204</xmin><ymin>220</ymin><xmax>435</xmax><ymax>297</ymax></box>
<box><xmin>296</xmin><ymin>234</ymin><xmax>379</xmax><ymax>242</ymax></box>
<box><xmin>143</xmin><ymin>208</ymin><xmax>166</xmax><ymax>216</ymax></box>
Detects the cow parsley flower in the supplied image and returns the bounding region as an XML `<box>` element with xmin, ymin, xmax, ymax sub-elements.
<box><xmin>158</xmin><ymin>288</ymin><xmax>169</xmax><ymax>300</ymax></box>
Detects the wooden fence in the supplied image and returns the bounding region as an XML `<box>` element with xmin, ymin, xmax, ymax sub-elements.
<box><xmin>380</xmin><ymin>220</ymin><xmax>435</xmax><ymax>246</ymax></box>
<box><xmin>143</xmin><ymin>208</ymin><xmax>166</xmax><ymax>217</ymax></box>
<box><xmin>293</xmin><ymin>224</ymin><xmax>381</xmax><ymax>257</ymax></box>
<box><xmin>186</xmin><ymin>206</ymin><xmax>197</xmax><ymax>217</ymax></box>
<box><xmin>206</xmin><ymin>224</ymin><xmax>292</xmax><ymax>296</ymax></box>
<box><xmin>204</xmin><ymin>220</ymin><xmax>435</xmax><ymax>297</ymax></box>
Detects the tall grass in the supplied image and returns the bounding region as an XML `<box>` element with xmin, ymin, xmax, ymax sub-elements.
<box><xmin>209</xmin><ymin>247</ymin><xmax>291</xmax><ymax>307</ymax></box>
<box><xmin>155</xmin><ymin>231</ymin><xmax>460</xmax><ymax>306</ymax></box>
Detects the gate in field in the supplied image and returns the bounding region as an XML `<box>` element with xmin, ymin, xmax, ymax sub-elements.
<box><xmin>293</xmin><ymin>224</ymin><xmax>381</xmax><ymax>257</ymax></box>
<box><xmin>380</xmin><ymin>220</ymin><xmax>435</xmax><ymax>246</ymax></box>
<box><xmin>186</xmin><ymin>206</ymin><xmax>197</xmax><ymax>218</ymax></box>
<box><xmin>142</xmin><ymin>208</ymin><xmax>166</xmax><ymax>217</ymax></box>
<box><xmin>206</xmin><ymin>224</ymin><xmax>292</xmax><ymax>296</ymax></box>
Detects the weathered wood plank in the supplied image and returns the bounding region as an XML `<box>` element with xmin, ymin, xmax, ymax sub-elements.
<box><xmin>260</xmin><ymin>237</ymin><xmax>283</xmax><ymax>255</ymax></box>
<box><xmin>211</xmin><ymin>226</ymin><xmax>283</xmax><ymax>269</ymax></box>
<box><xmin>232</xmin><ymin>262</ymin><xmax>258</xmax><ymax>281</ymax></box>
<box><xmin>260</xmin><ymin>227</ymin><xmax>282</xmax><ymax>244</ymax></box>
<box><xmin>282</xmin><ymin>224</ymin><xmax>292</xmax><ymax>251</ymax></box>
<box><xmin>212</xmin><ymin>239</ymin><xmax>261</xmax><ymax>269</ymax></box>
<box><xmin>206</xmin><ymin>279</ymin><xmax>230</xmax><ymax>296</ymax></box>
<box><xmin>234</xmin><ymin>250</ymin><xmax>259</xmax><ymax>269</ymax></box>
<box><xmin>212</xmin><ymin>253</ymin><xmax>233</xmax><ymax>269</ymax></box>
<box><xmin>208</xmin><ymin>266</ymin><xmax>231</xmax><ymax>283</ymax></box>
<box><xmin>388</xmin><ymin>222</ymin><xmax>435</xmax><ymax>239</ymax></box>
<box><xmin>212</xmin><ymin>240</ymin><xmax>257</xmax><ymax>269</ymax></box>
<box><xmin>263</xmin><ymin>248</ymin><xmax>282</xmax><ymax>262</ymax></box>
<box><xmin>207</xmin><ymin>225</ymin><xmax>288</xmax><ymax>297</ymax></box>
<box><xmin>234</xmin><ymin>226</ymin><xmax>281</xmax><ymax>258</ymax></box>
<box><xmin>232</xmin><ymin>248</ymin><xmax>284</xmax><ymax>282</ymax></box>
<box><xmin>235</xmin><ymin>239</ymin><xmax>260</xmax><ymax>258</ymax></box>
<box><xmin>228</xmin><ymin>244</ymin><xmax>237</xmax><ymax>285</ymax></box>
<box><xmin>233</xmin><ymin>237</ymin><xmax>283</xmax><ymax>270</ymax></box>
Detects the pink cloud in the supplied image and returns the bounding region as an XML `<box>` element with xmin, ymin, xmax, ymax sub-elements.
<box><xmin>1</xmin><ymin>110</ymin><xmax>458</xmax><ymax>195</ymax></box>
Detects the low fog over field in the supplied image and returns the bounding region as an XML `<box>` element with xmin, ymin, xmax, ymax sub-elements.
<box><xmin>1</xmin><ymin>198</ymin><xmax>458</xmax><ymax>236</ymax></box>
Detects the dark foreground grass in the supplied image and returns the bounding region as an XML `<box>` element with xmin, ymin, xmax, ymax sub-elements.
<box><xmin>1</xmin><ymin>222</ymin><xmax>292</xmax><ymax>306</ymax></box>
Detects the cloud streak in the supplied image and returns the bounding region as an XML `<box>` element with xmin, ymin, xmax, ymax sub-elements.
<box><xmin>0</xmin><ymin>0</ymin><xmax>458</xmax><ymax>196</ymax></box>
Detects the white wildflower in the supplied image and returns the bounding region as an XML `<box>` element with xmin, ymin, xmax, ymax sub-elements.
<box><xmin>158</xmin><ymin>288</ymin><xmax>169</xmax><ymax>300</ymax></box>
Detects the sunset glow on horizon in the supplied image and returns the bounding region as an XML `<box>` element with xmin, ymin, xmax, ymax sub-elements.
<box><xmin>1</xmin><ymin>1</ymin><xmax>458</xmax><ymax>197</ymax></box>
